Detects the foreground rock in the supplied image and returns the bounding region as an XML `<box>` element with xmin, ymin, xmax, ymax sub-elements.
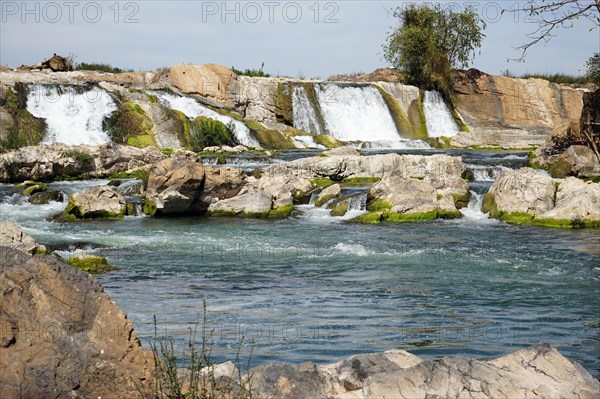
<box><xmin>244</xmin><ymin>343</ymin><xmax>599</xmax><ymax>399</ymax></box>
<box><xmin>483</xmin><ymin>168</ymin><xmax>600</xmax><ymax>228</ymax></box>
<box><xmin>0</xmin><ymin>221</ymin><xmax>46</xmax><ymax>254</ymax></box>
<box><xmin>0</xmin><ymin>143</ymin><xmax>165</xmax><ymax>183</ymax></box>
<box><xmin>0</xmin><ymin>247</ymin><xmax>153</xmax><ymax>398</ymax></box>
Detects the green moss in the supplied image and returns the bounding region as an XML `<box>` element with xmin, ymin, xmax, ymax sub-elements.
<box><xmin>161</xmin><ymin>148</ymin><xmax>174</xmax><ymax>157</ymax></box>
<box><xmin>367</xmin><ymin>199</ymin><xmax>392</xmax><ymax>212</ymax></box>
<box><xmin>268</xmin><ymin>204</ymin><xmax>294</xmax><ymax>219</ymax></box>
<box><xmin>340</xmin><ymin>177</ymin><xmax>381</xmax><ymax>186</ymax></box>
<box><xmin>582</xmin><ymin>175</ymin><xmax>600</xmax><ymax>183</ymax></box>
<box><xmin>312</xmin><ymin>134</ymin><xmax>343</xmax><ymax>148</ymax></box>
<box><xmin>142</xmin><ymin>198</ymin><xmax>157</xmax><ymax>216</ymax></box>
<box><xmin>103</xmin><ymin>99</ymin><xmax>156</xmax><ymax>145</ymax></box>
<box><xmin>0</xmin><ymin>85</ymin><xmax>47</xmax><ymax>151</ymax></box>
<box><xmin>330</xmin><ymin>202</ymin><xmax>349</xmax><ymax>217</ymax></box>
<box><xmin>64</xmin><ymin>150</ymin><xmax>94</xmax><ymax>164</ymax></box>
<box><xmin>315</xmin><ymin>190</ymin><xmax>340</xmax><ymax>207</ymax></box>
<box><xmin>350</xmin><ymin>211</ymin><xmax>385</xmax><ymax>224</ymax></box>
<box><xmin>452</xmin><ymin>192</ymin><xmax>471</xmax><ymax>209</ymax></box>
<box><xmin>246</xmin><ymin>120</ymin><xmax>297</xmax><ymax>149</ymax></box>
<box><xmin>310</xmin><ymin>178</ymin><xmax>335</xmax><ymax>189</ymax></box>
<box><xmin>147</xmin><ymin>94</ymin><xmax>159</xmax><ymax>103</ymax></box>
<box><xmin>416</xmin><ymin>92</ymin><xmax>428</xmax><ymax>138</ymax></box>
<box><xmin>22</xmin><ymin>183</ymin><xmax>47</xmax><ymax>196</ymax></box>
<box><xmin>447</xmin><ymin>101</ymin><xmax>470</xmax><ymax>133</ymax></box>
<box><xmin>351</xmin><ymin>208</ymin><xmax>462</xmax><ymax>224</ymax></box>
<box><xmin>532</xmin><ymin>218</ymin><xmax>600</xmax><ymax>229</ymax></box>
<box><xmin>67</xmin><ymin>255</ymin><xmax>118</xmax><ymax>274</ymax></box>
<box><xmin>62</xmin><ymin>196</ymin><xmax>125</xmax><ymax>221</ymax></box>
<box><xmin>127</xmin><ymin>134</ymin><xmax>155</xmax><ymax>148</ymax></box>
<box><xmin>375</xmin><ymin>85</ymin><xmax>424</xmax><ymax>140</ymax></box>
<box><xmin>547</xmin><ymin>158</ymin><xmax>572</xmax><ymax>178</ymax></box>
<box><xmin>274</xmin><ymin>83</ymin><xmax>294</xmax><ymax>124</ymax></box>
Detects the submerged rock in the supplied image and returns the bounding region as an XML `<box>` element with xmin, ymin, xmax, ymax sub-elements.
<box><xmin>0</xmin><ymin>248</ymin><xmax>153</xmax><ymax>398</ymax></box>
<box><xmin>28</xmin><ymin>189</ymin><xmax>64</xmax><ymax>204</ymax></box>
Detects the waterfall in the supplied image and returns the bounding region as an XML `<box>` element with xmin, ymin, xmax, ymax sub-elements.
<box><xmin>314</xmin><ymin>84</ymin><xmax>401</xmax><ymax>142</ymax></box>
<box><xmin>347</xmin><ymin>192</ymin><xmax>367</xmax><ymax>211</ymax></box>
<box><xmin>460</xmin><ymin>191</ymin><xmax>489</xmax><ymax>221</ymax></box>
<box><xmin>423</xmin><ymin>91</ymin><xmax>460</xmax><ymax>138</ymax></box>
<box><xmin>27</xmin><ymin>85</ymin><xmax>117</xmax><ymax>145</ymax></box>
<box><xmin>467</xmin><ymin>164</ymin><xmax>512</xmax><ymax>182</ymax></box>
<box><xmin>154</xmin><ymin>91</ymin><xmax>260</xmax><ymax>148</ymax></box>
<box><xmin>294</xmin><ymin>135</ymin><xmax>325</xmax><ymax>149</ymax></box>
<box><xmin>292</xmin><ymin>86</ymin><xmax>324</xmax><ymax>135</ymax></box>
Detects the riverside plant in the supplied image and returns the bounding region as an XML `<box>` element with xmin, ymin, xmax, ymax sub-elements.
<box><xmin>146</xmin><ymin>302</ymin><xmax>254</xmax><ymax>399</ymax></box>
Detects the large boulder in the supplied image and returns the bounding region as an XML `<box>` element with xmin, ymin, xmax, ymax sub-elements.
<box><xmin>0</xmin><ymin>221</ymin><xmax>46</xmax><ymax>254</ymax></box>
<box><xmin>168</xmin><ymin>64</ymin><xmax>236</xmax><ymax>107</ymax></box>
<box><xmin>200</xmin><ymin>166</ymin><xmax>247</xmax><ymax>206</ymax></box>
<box><xmin>208</xmin><ymin>192</ymin><xmax>274</xmax><ymax>217</ymax></box>
<box><xmin>64</xmin><ymin>185</ymin><xmax>127</xmax><ymax>220</ymax></box>
<box><xmin>0</xmin><ymin>248</ymin><xmax>154</xmax><ymax>398</ymax></box>
<box><xmin>145</xmin><ymin>157</ymin><xmax>205</xmax><ymax>215</ymax></box>
<box><xmin>536</xmin><ymin>177</ymin><xmax>600</xmax><ymax>227</ymax></box>
<box><xmin>482</xmin><ymin>167</ymin><xmax>555</xmax><ymax>222</ymax></box>
<box><xmin>315</xmin><ymin>183</ymin><xmax>341</xmax><ymax>207</ymax></box>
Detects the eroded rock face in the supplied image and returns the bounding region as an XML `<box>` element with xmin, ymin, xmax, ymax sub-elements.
<box><xmin>538</xmin><ymin>177</ymin><xmax>600</xmax><ymax>222</ymax></box>
<box><xmin>483</xmin><ymin>167</ymin><xmax>555</xmax><ymax>218</ymax></box>
<box><xmin>0</xmin><ymin>221</ymin><xmax>46</xmax><ymax>254</ymax></box>
<box><xmin>168</xmin><ymin>64</ymin><xmax>236</xmax><ymax>107</ymax></box>
<box><xmin>246</xmin><ymin>344</ymin><xmax>599</xmax><ymax>399</ymax></box>
<box><xmin>0</xmin><ymin>143</ymin><xmax>165</xmax><ymax>183</ymax></box>
<box><xmin>67</xmin><ymin>185</ymin><xmax>126</xmax><ymax>219</ymax></box>
<box><xmin>146</xmin><ymin>157</ymin><xmax>206</xmax><ymax>215</ymax></box>
<box><xmin>0</xmin><ymin>247</ymin><xmax>154</xmax><ymax>399</ymax></box>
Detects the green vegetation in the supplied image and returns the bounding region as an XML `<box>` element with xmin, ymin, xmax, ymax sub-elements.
<box><xmin>22</xmin><ymin>183</ymin><xmax>47</xmax><ymax>196</ymax></box>
<box><xmin>586</xmin><ymin>53</ymin><xmax>600</xmax><ymax>85</ymax></box>
<box><xmin>518</xmin><ymin>72</ymin><xmax>592</xmax><ymax>85</ymax></box>
<box><xmin>330</xmin><ymin>202</ymin><xmax>349</xmax><ymax>217</ymax></box>
<box><xmin>187</xmin><ymin>117</ymin><xmax>236</xmax><ymax>151</ymax></box>
<box><xmin>351</xmin><ymin>209</ymin><xmax>462</xmax><ymax>224</ymax></box>
<box><xmin>64</xmin><ymin>149</ymin><xmax>94</xmax><ymax>164</ymax></box>
<box><xmin>245</xmin><ymin>120</ymin><xmax>296</xmax><ymax>149</ymax></box>
<box><xmin>62</xmin><ymin>196</ymin><xmax>125</xmax><ymax>221</ymax></box>
<box><xmin>383</xmin><ymin>3</ymin><xmax>485</xmax><ymax>98</ymax></box>
<box><xmin>310</xmin><ymin>178</ymin><xmax>336</xmax><ymax>189</ymax></box>
<box><xmin>142</xmin><ymin>198</ymin><xmax>157</xmax><ymax>216</ymax></box>
<box><xmin>67</xmin><ymin>255</ymin><xmax>118</xmax><ymax>274</ymax></box>
<box><xmin>102</xmin><ymin>99</ymin><xmax>156</xmax><ymax>147</ymax></box>
<box><xmin>161</xmin><ymin>148</ymin><xmax>174</xmax><ymax>157</ymax></box>
<box><xmin>107</xmin><ymin>169</ymin><xmax>150</xmax><ymax>189</ymax></box>
<box><xmin>0</xmin><ymin>83</ymin><xmax>47</xmax><ymax>151</ymax></box>
<box><xmin>367</xmin><ymin>199</ymin><xmax>392</xmax><ymax>212</ymax></box>
<box><xmin>374</xmin><ymin>85</ymin><xmax>424</xmax><ymax>140</ymax></box>
<box><xmin>208</xmin><ymin>204</ymin><xmax>294</xmax><ymax>219</ymax></box>
<box><xmin>340</xmin><ymin>177</ymin><xmax>381</xmax><ymax>186</ymax></box>
<box><xmin>148</xmin><ymin>303</ymin><xmax>254</xmax><ymax>399</ymax></box>
<box><xmin>74</xmin><ymin>62</ymin><xmax>131</xmax><ymax>73</ymax></box>
<box><xmin>231</xmin><ymin>62</ymin><xmax>270</xmax><ymax>77</ymax></box>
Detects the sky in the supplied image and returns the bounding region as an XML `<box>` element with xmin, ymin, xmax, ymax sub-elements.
<box><xmin>1</xmin><ymin>1</ymin><xmax>598</xmax><ymax>78</ymax></box>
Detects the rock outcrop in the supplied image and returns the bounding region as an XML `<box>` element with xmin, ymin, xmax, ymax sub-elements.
<box><xmin>315</xmin><ymin>183</ymin><xmax>341</xmax><ymax>207</ymax></box>
<box><xmin>63</xmin><ymin>185</ymin><xmax>127</xmax><ymax>220</ymax></box>
<box><xmin>145</xmin><ymin>157</ymin><xmax>206</xmax><ymax>215</ymax></box>
<box><xmin>167</xmin><ymin>64</ymin><xmax>236</xmax><ymax>107</ymax></box>
<box><xmin>0</xmin><ymin>248</ymin><xmax>154</xmax><ymax>399</ymax></box>
<box><xmin>0</xmin><ymin>221</ymin><xmax>46</xmax><ymax>254</ymax></box>
<box><xmin>483</xmin><ymin>168</ymin><xmax>600</xmax><ymax>228</ymax></box>
<box><xmin>451</xmin><ymin>69</ymin><xmax>583</xmax><ymax>149</ymax></box>
<box><xmin>245</xmin><ymin>343</ymin><xmax>599</xmax><ymax>399</ymax></box>
<box><xmin>0</xmin><ymin>143</ymin><xmax>165</xmax><ymax>182</ymax></box>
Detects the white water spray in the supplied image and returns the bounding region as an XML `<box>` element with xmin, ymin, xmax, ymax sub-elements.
<box><xmin>27</xmin><ymin>85</ymin><xmax>117</xmax><ymax>145</ymax></box>
<box><xmin>292</xmin><ymin>86</ymin><xmax>324</xmax><ymax>135</ymax></box>
<box><xmin>155</xmin><ymin>91</ymin><xmax>260</xmax><ymax>148</ymax></box>
<box><xmin>423</xmin><ymin>91</ymin><xmax>460</xmax><ymax>138</ymax></box>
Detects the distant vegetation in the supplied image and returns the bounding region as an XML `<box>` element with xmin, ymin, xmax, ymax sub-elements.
<box><xmin>231</xmin><ymin>62</ymin><xmax>270</xmax><ymax>77</ymax></box>
<box><xmin>501</xmin><ymin>71</ymin><xmax>592</xmax><ymax>85</ymax></box>
<box><xmin>74</xmin><ymin>62</ymin><xmax>131</xmax><ymax>73</ymax></box>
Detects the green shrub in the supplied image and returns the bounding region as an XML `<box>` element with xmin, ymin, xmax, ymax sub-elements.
<box><xmin>187</xmin><ymin>117</ymin><xmax>236</xmax><ymax>151</ymax></box>
<box><xmin>74</xmin><ymin>62</ymin><xmax>130</xmax><ymax>73</ymax></box>
<box><xmin>64</xmin><ymin>150</ymin><xmax>94</xmax><ymax>164</ymax></box>
<box><xmin>231</xmin><ymin>62</ymin><xmax>270</xmax><ymax>77</ymax></box>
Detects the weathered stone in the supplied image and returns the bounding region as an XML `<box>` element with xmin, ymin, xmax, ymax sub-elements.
<box><xmin>482</xmin><ymin>167</ymin><xmax>555</xmax><ymax>219</ymax></box>
<box><xmin>29</xmin><ymin>189</ymin><xmax>64</xmax><ymax>205</ymax></box>
<box><xmin>145</xmin><ymin>157</ymin><xmax>205</xmax><ymax>215</ymax></box>
<box><xmin>315</xmin><ymin>183</ymin><xmax>341</xmax><ymax>207</ymax></box>
<box><xmin>208</xmin><ymin>192</ymin><xmax>273</xmax><ymax>217</ymax></box>
<box><xmin>537</xmin><ymin>177</ymin><xmax>600</xmax><ymax>224</ymax></box>
<box><xmin>0</xmin><ymin>221</ymin><xmax>46</xmax><ymax>254</ymax></box>
<box><xmin>168</xmin><ymin>64</ymin><xmax>236</xmax><ymax>107</ymax></box>
<box><xmin>201</xmin><ymin>166</ymin><xmax>246</xmax><ymax>205</ymax></box>
<box><xmin>65</xmin><ymin>185</ymin><xmax>126</xmax><ymax>220</ymax></box>
<box><xmin>250</xmin><ymin>362</ymin><xmax>328</xmax><ymax>399</ymax></box>
<box><xmin>0</xmin><ymin>248</ymin><xmax>154</xmax><ymax>399</ymax></box>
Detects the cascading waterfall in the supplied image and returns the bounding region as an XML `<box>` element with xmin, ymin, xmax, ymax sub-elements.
<box><xmin>292</xmin><ymin>86</ymin><xmax>324</xmax><ymax>135</ymax></box>
<box><xmin>314</xmin><ymin>84</ymin><xmax>400</xmax><ymax>143</ymax></box>
<box><xmin>460</xmin><ymin>191</ymin><xmax>490</xmax><ymax>221</ymax></box>
<box><xmin>423</xmin><ymin>91</ymin><xmax>460</xmax><ymax>138</ymax></box>
<box><xmin>27</xmin><ymin>85</ymin><xmax>117</xmax><ymax>145</ymax></box>
<box><xmin>154</xmin><ymin>91</ymin><xmax>260</xmax><ymax>148</ymax></box>
<box><xmin>294</xmin><ymin>135</ymin><xmax>325</xmax><ymax>149</ymax></box>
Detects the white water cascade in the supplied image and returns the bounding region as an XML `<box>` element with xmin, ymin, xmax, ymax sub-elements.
<box><xmin>292</xmin><ymin>86</ymin><xmax>324</xmax><ymax>135</ymax></box>
<box><xmin>423</xmin><ymin>91</ymin><xmax>460</xmax><ymax>138</ymax></box>
<box><xmin>154</xmin><ymin>92</ymin><xmax>260</xmax><ymax>148</ymax></box>
<box><xmin>314</xmin><ymin>84</ymin><xmax>401</xmax><ymax>143</ymax></box>
<box><xmin>460</xmin><ymin>191</ymin><xmax>490</xmax><ymax>221</ymax></box>
<box><xmin>26</xmin><ymin>85</ymin><xmax>117</xmax><ymax>145</ymax></box>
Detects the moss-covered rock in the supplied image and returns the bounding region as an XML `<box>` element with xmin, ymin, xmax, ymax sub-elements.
<box><xmin>315</xmin><ymin>184</ymin><xmax>341</xmax><ymax>207</ymax></box>
<box><xmin>66</xmin><ymin>255</ymin><xmax>118</xmax><ymax>274</ymax></box>
<box><xmin>0</xmin><ymin>84</ymin><xmax>47</xmax><ymax>151</ymax></box>
<box><xmin>142</xmin><ymin>198</ymin><xmax>157</xmax><ymax>216</ymax></box>
<box><xmin>60</xmin><ymin>186</ymin><xmax>127</xmax><ymax>221</ymax></box>
<box><xmin>103</xmin><ymin>99</ymin><xmax>156</xmax><ymax>147</ymax></box>
<box><xmin>246</xmin><ymin>119</ymin><xmax>297</xmax><ymax>149</ymax></box>
<box><xmin>375</xmin><ymin>84</ymin><xmax>424</xmax><ymax>140</ymax></box>
<box><xmin>330</xmin><ymin>202</ymin><xmax>349</xmax><ymax>217</ymax></box>
<box><xmin>350</xmin><ymin>209</ymin><xmax>462</xmax><ymax>224</ymax></box>
<box><xmin>21</xmin><ymin>183</ymin><xmax>47</xmax><ymax>196</ymax></box>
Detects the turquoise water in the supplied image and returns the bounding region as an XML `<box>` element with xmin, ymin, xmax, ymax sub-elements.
<box><xmin>1</xmin><ymin>151</ymin><xmax>599</xmax><ymax>378</ymax></box>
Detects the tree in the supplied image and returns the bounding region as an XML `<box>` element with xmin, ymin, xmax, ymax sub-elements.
<box><xmin>508</xmin><ymin>0</ymin><xmax>600</xmax><ymax>62</ymax></box>
<box><xmin>586</xmin><ymin>52</ymin><xmax>600</xmax><ymax>84</ymax></box>
<box><xmin>383</xmin><ymin>4</ymin><xmax>486</xmax><ymax>94</ymax></box>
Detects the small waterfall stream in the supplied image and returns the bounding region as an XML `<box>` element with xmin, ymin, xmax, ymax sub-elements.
<box><xmin>26</xmin><ymin>85</ymin><xmax>117</xmax><ymax>145</ymax></box>
<box><xmin>292</xmin><ymin>86</ymin><xmax>324</xmax><ymax>135</ymax></box>
<box><xmin>423</xmin><ymin>91</ymin><xmax>460</xmax><ymax>138</ymax></box>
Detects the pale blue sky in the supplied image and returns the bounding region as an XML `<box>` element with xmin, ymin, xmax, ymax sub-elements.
<box><xmin>1</xmin><ymin>1</ymin><xmax>598</xmax><ymax>78</ymax></box>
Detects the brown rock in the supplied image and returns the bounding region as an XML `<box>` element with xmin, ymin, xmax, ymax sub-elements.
<box><xmin>168</xmin><ymin>64</ymin><xmax>236</xmax><ymax>106</ymax></box>
<box><xmin>0</xmin><ymin>221</ymin><xmax>46</xmax><ymax>254</ymax></box>
<box><xmin>39</xmin><ymin>53</ymin><xmax>72</xmax><ymax>72</ymax></box>
<box><xmin>0</xmin><ymin>248</ymin><xmax>154</xmax><ymax>399</ymax></box>
<box><xmin>67</xmin><ymin>185</ymin><xmax>126</xmax><ymax>219</ymax></box>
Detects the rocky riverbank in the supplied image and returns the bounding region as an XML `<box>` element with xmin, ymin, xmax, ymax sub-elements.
<box><xmin>1</xmin><ymin>234</ymin><xmax>598</xmax><ymax>399</ymax></box>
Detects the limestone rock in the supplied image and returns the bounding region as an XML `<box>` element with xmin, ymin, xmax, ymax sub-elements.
<box><xmin>250</xmin><ymin>362</ymin><xmax>328</xmax><ymax>399</ymax></box>
<box><xmin>146</xmin><ymin>157</ymin><xmax>205</xmax><ymax>215</ymax></box>
<box><xmin>208</xmin><ymin>192</ymin><xmax>273</xmax><ymax>217</ymax></box>
<box><xmin>0</xmin><ymin>221</ymin><xmax>46</xmax><ymax>254</ymax></box>
<box><xmin>65</xmin><ymin>185</ymin><xmax>126</xmax><ymax>220</ymax></box>
<box><xmin>323</xmin><ymin>146</ymin><xmax>360</xmax><ymax>157</ymax></box>
<box><xmin>483</xmin><ymin>167</ymin><xmax>555</xmax><ymax>218</ymax></box>
<box><xmin>0</xmin><ymin>248</ymin><xmax>153</xmax><ymax>399</ymax></box>
<box><xmin>315</xmin><ymin>183</ymin><xmax>341</xmax><ymax>207</ymax></box>
<box><xmin>201</xmin><ymin>166</ymin><xmax>246</xmax><ymax>205</ymax></box>
<box><xmin>538</xmin><ymin>177</ymin><xmax>600</xmax><ymax>223</ymax></box>
<box><xmin>29</xmin><ymin>189</ymin><xmax>64</xmax><ymax>205</ymax></box>
<box><xmin>168</xmin><ymin>64</ymin><xmax>236</xmax><ymax>107</ymax></box>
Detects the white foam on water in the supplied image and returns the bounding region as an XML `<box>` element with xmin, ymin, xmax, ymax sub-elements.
<box><xmin>155</xmin><ymin>91</ymin><xmax>260</xmax><ymax>148</ymax></box>
<box><xmin>294</xmin><ymin>135</ymin><xmax>326</xmax><ymax>149</ymax></box>
<box><xmin>460</xmin><ymin>191</ymin><xmax>491</xmax><ymax>221</ymax></box>
<box><xmin>423</xmin><ymin>91</ymin><xmax>460</xmax><ymax>138</ymax></box>
<box><xmin>359</xmin><ymin>139</ymin><xmax>431</xmax><ymax>149</ymax></box>
<box><xmin>292</xmin><ymin>86</ymin><xmax>324</xmax><ymax>134</ymax></box>
<box><xmin>27</xmin><ymin>85</ymin><xmax>117</xmax><ymax>145</ymax></box>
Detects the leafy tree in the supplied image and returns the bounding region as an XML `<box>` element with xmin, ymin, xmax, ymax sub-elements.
<box><xmin>586</xmin><ymin>52</ymin><xmax>600</xmax><ymax>84</ymax></box>
<box><xmin>508</xmin><ymin>1</ymin><xmax>599</xmax><ymax>62</ymax></box>
<box><xmin>383</xmin><ymin>3</ymin><xmax>486</xmax><ymax>93</ymax></box>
